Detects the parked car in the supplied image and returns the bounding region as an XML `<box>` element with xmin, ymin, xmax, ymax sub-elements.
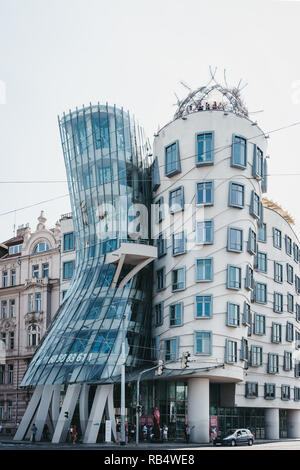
<box><xmin>213</xmin><ymin>428</ymin><xmax>254</xmax><ymax>447</ymax></box>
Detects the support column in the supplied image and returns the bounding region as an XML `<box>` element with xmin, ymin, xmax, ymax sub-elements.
<box><xmin>287</xmin><ymin>410</ymin><xmax>300</xmax><ymax>438</ymax></box>
<box><xmin>264</xmin><ymin>408</ymin><xmax>279</xmax><ymax>440</ymax></box>
<box><xmin>14</xmin><ymin>385</ymin><xmax>43</xmax><ymax>441</ymax></box>
<box><xmin>33</xmin><ymin>384</ymin><xmax>56</xmax><ymax>441</ymax></box>
<box><xmin>83</xmin><ymin>384</ymin><xmax>114</xmax><ymax>444</ymax></box>
<box><xmin>52</xmin><ymin>383</ymin><xmax>81</xmax><ymax>444</ymax></box>
<box><xmin>79</xmin><ymin>383</ymin><xmax>90</xmax><ymax>436</ymax></box>
<box><xmin>187</xmin><ymin>378</ymin><xmax>210</xmax><ymax>443</ymax></box>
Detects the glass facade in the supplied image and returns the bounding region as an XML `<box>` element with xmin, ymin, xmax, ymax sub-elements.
<box><xmin>21</xmin><ymin>104</ymin><xmax>153</xmax><ymax>386</ymax></box>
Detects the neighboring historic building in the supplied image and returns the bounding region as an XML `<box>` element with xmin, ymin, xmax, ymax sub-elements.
<box><xmin>0</xmin><ymin>212</ymin><xmax>61</xmax><ymax>433</ymax></box>
<box><xmin>60</xmin><ymin>213</ymin><xmax>75</xmax><ymax>304</ymax></box>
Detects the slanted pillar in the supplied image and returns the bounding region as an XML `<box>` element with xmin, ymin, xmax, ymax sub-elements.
<box><xmin>14</xmin><ymin>385</ymin><xmax>44</xmax><ymax>441</ymax></box>
<box><xmin>264</xmin><ymin>408</ymin><xmax>279</xmax><ymax>440</ymax></box>
<box><xmin>187</xmin><ymin>378</ymin><xmax>210</xmax><ymax>443</ymax></box>
<box><xmin>287</xmin><ymin>410</ymin><xmax>300</xmax><ymax>438</ymax></box>
<box><xmin>52</xmin><ymin>383</ymin><xmax>82</xmax><ymax>443</ymax></box>
<box><xmin>83</xmin><ymin>384</ymin><xmax>115</xmax><ymax>443</ymax></box>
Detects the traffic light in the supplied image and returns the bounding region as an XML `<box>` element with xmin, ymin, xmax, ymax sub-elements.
<box><xmin>64</xmin><ymin>411</ymin><xmax>69</xmax><ymax>419</ymax></box>
<box><xmin>181</xmin><ymin>351</ymin><xmax>191</xmax><ymax>369</ymax></box>
<box><xmin>155</xmin><ymin>360</ymin><xmax>164</xmax><ymax>376</ymax></box>
<box><xmin>136</xmin><ymin>405</ymin><xmax>142</xmax><ymax>414</ymax></box>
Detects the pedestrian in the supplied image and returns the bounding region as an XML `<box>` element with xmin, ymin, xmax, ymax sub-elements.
<box><xmin>142</xmin><ymin>424</ymin><xmax>147</xmax><ymax>441</ymax></box>
<box><xmin>184</xmin><ymin>424</ymin><xmax>194</xmax><ymax>443</ymax></box>
<box><xmin>31</xmin><ymin>423</ymin><xmax>37</xmax><ymax>442</ymax></box>
<box><xmin>71</xmin><ymin>424</ymin><xmax>77</xmax><ymax>445</ymax></box>
<box><xmin>116</xmin><ymin>421</ymin><xmax>121</xmax><ymax>444</ymax></box>
<box><xmin>162</xmin><ymin>424</ymin><xmax>168</xmax><ymax>442</ymax></box>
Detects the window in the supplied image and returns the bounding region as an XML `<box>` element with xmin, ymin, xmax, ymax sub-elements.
<box><xmin>274</xmin><ymin>292</ymin><xmax>283</xmax><ymax>313</ymax></box>
<box><xmin>231</xmin><ymin>135</ymin><xmax>247</xmax><ymax>168</ymax></box>
<box><xmin>245</xmin><ymin>265</ymin><xmax>254</xmax><ymax>290</ymax></box>
<box><xmin>285</xmin><ymin>235</ymin><xmax>292</xmax><ymax>256</ymax></box>
<box><xmin>240</xmin><ymin>337</ymin><xmax>249</xmax><ymax>361</ymax></box>
<box><xmin>8</xmin><ymin>244</ymin><xmax>22</xmax><ymax>255</ymax></box>
<box><xmin>10</xmin><ymin>270</ymin><xmax>16</xmax><ymax>286</ymax></box>
<box><xmin>256</xmin><ymin>252</ymin><xmax>267</xmax><ymax>273</ymax></box>
<box><xmin>225</xmin><ymin>339</ymin><xmax>238</xmax><ymax>363</ymax></box>
<box><xmin>7</xmin><ymin>364</ymin><xmax>13</xmax><ymax>384</ymax></box>
<box><xmin>1</xmin><ymin>301</ymin><xmax>7</xmax><ymax>319</ymax></box>
<box><xmin>156</xmin><ymin>267</ymin><xmax>166</xmax><ymax>291</ymax></box>
<box><xmin>28</xmin><ymin>325</ymin><xmax>41</xmax><ymax>347</ymax></box>
<box><xmin>196</xmin><ymin>220</ymin><xmax>213</xmax><ymax>244</ymax></box>
<box><xmin>195</xmin><ymin>331</ymin><xmax>212</xmax><ymax>354</ymax></box>
<box><xmin>273</xmin><ymin>228</ymin><xmax>282</xmax><ymax>249</ymax></box>
<box><xmin>35</xmin><ymin>293</ymin><xmax>42</xmax><ymax>312</ymax></box>
<box><xmin>245</xmin><ymin>382</ymin><xmax>258</xmax><ymax>398</ymax></box>
<box><xmin>196</xmin><ymin>132</ymin><xmax>213</xmax><ymax>165</ymax></box>
<box><xmin>254</xmin><ymin>313</ymin><xmax>266</xmax><ymax>335</ymax></box>
<box><xmin>41</xmin><ymin>263</ymin><xmax>49</xmax><ymax>278</ymax></box>
<box><xmin>196</xmin><ymin>295</ymin><xmax>212</xmax><ymax>318</ymax></box>
<box><xmin>196</xmin><ymin>181</ymin><xmax>213</xmax><ymax>205</ymax></box>
<box><xmin>2</xmin><ymin>271</ymin><xmax>7</xmax><ymax>288</ymax></box>
<box><xmin>247</xmin><ymin>229</ymin><xmax>257</xmax><ymax>255</ymax></box>
<box><xmin>287</xmin><ymin>264</ymin><xmax>294</xmax><ymax>284</ymax></box>
<box><xmin>283</xmin><ymin>351</ymin><xmax>293</xmax><ymax>371</ymax></box>
<box><xmin>169</xmin><ymin>303</ymin><xmax>183</xmax><ymax>327</ymax></box>
<box><xmin>164</xmin><ymin>338</ymin><xmax>178</xmax><ymax>361</ymax></box>
<box><xmin>296</xmin><ymin>363</ymin><xmax>300</xmax><ymax>378</ymax></box>
<box><xmin>171</xmin><ymin>267</ymin><xmax>185</xmax><ymax>291</ymax></box>
<box><xmin>286</xmin><ymin>322</ymin><xmax>294</xmax><ymax>342</ymax></box>
<box><xmin>227</xmin><ymin>265</ymin><xmax>241</xmax><ymax>290</ymax></box>
<box><xmin>157</xmin><ymin>233</ymin><xmax>167</xmax><ymax>258</ymax></box>
<box><xmin>288</xmin><ymin>293</ymin><xmax>294</xmax><ymax>313</ymax></box>
<box><xmin>227</xmin><ymin>302</ymin><xmax>240</xmax><ymax>327</ymax></box>
<box><xmin>229</xmin><ymin>182</ymin><xmax>245</xmax><ymax>208</ymax></box>
<box><xmin>271</xmin><ymin>323</ymin><xmax>282</xmax><ymax>343</ymax></box>
<box><xmin>250</xmin><ymin>191</ymin><xmax>261</xmax><ymax>219</ymax></box>
<box><xmin>169</xmin><ymin>186</ymin><xmax>184</xmax><ymax>213</ymax></box>
<box><xmin>297</xmin><ymin>304</ymin><xmax>300</xmax><ymax>322</ymax></box>
<box><xmin>294</xmin><ymin>387</ymin><xmax>300</xmax><ymax>401</ymax></box>
<box><xmin>151</xmin><ymin>157</ymin><xmax>160</xmax><ymax>192</ymax></box>
<box><xmin>258</xmin><ymin>223</ymin><xmax>267</xmax><ymax>243</ymax></box>
<box><xmin>268</xmin><ymin>353</ymin><xmax>279</xmax><ymax>374</ymax></box>
<box><xmin>63</xmin><ymin>232</ymin><xmax>74</xmax><ymax>251</ymax></box>
<box><xmin>281</xmin><ymin>385</ymin><xmax>290</xmax><ymax>401</ymax></box>
<box><xmin>250</xmin><ymin>346</ymin><xmax>263</xmax><ymax>367</ymax></box>
<box><xmin>172</xmin><ymin>232</ymin><xmax>185</xmax><ymax>255</ymax></box>
<box><xmin>154</xmin><ymin>303</ymin><xmax>163</xmax><ymax>327</ymax></box>
<box><xmin>252</xmin><ymin>145</ymin><xmax>263</xmax><ymax>178</ymax></box>
<box><xmin>8</xmin><ymin>332</ymin><xmax>14</xmax><ymax>350</ymax></box>
<box><xmin>27</xmin><ymin>294</ymin><xmax>33</xmax><ymax>313</ymax></box>
<box><xmin>295</xmin><ymin>276</ymin><xmax>300</xmax><ymax>295</ymax></box>
<box><xmin>9</xmin><ymin>299</ymin><xmax>15</xmax><ymax>318</ymax></box>
<box><xmin>227</xmin><ymin>227</ymin><xmax>243</xmax><ymax>252</ymax></box>
<box><xmin>294</xmin><ymin>243</ymin><xmax>299</xmax><ymax>263</ymax></box>
<box><xmin>274</xmin><ymin>262</ymin><xmax>283</xmax><ymax>283</ymax></box>
<box><xmin>165</xmin><ymin>141</ymin><xmax>181</xmax><ymax>177</ymax></box>
<box><xmin>264</xmin><ymin>383</ymin><xmax>276</xmax><ymax>400</ymax></box>
<box><xmin>33</xmin><ymin>242</ymin><xmax>50</xmax><ymax>253</ymax></box>
<box><xmin>155</xmin><ymin>197</ymin><xmax>165</xmax><ymax>223</ymax></box>
<box><xmin>256</xmin><ymin>282</ymin><xmax>267</xmax><ymax>304</ymax></box>
<box><xmin>0</xmin><ymin>366</ymin><xmax>4</xmax><ymax>385</ymax></box>
<box><xmin>196</xmin><ymin>258</ymin><xmax>213</xmax><ymax>282</ymax></box>
<box><xmin>63</xmin><ymin>261</ymin><xmax>74</xmax><ymax>280</ymax></box>
<box><xmin>32</xmin><ymin>265</ymin><xmax>39</xmax><ymax>279</ymax></box>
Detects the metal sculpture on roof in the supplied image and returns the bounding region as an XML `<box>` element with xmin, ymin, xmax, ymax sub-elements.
<box><xmin>173</xmin><ymin>67</ymin><xmax>249</xmax><ymax>120</ymax></box>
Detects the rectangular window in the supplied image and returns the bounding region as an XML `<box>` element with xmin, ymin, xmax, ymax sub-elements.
<box><xmin>10</xmin><ymin>270</ymin><xmax>16</xmax><ymax>286</ymax></box>
<box><xmin>274</xmin><ymin>262</ymin><xmax>283</xmax><ymax>283</ymax></box>
<box><xmin>155</xmin><ymin>197</ymin><xmax>165</xmax><ymax>223</ymax></box>
<box><xmin>156</xmin><ymin>267</ymin><xmax>166</xmax><ymax>291</ymax></box>
<box><xmin>264</xmin><ymin>383</ymin><xmax>276</xmax><ymax>400</ymax></box>
<box><xmin>227</xmin><ymin>302</ymin><xmax>240</xmax><ymax>327</ymax></box>
<box><xmin>7</xmin><ymin>364</ymin><xmax>13</xmax><ymax>384</ymax></box>
<box><xmin>274</xmin><ymin>292</ymin><xmax>283</xmax><ymax>313</ymax></box>
<box><xmin>229</xmin><ymin>182</ymin><xmax>245</xmax><ymax>208</ymax></box>
<box><xmin>240</xmin><ymin>337</ymin><xmax>249</xmax><ymax>361</ymax></box>
<box><xmin>281</xmin><ymin>385</ymin><xmax>290</xmax><ymax>401</ymax></box>
<box><xmin>63</xmin><ymin>232</ymin><xmax>74</xmax><ymax>251</ymax></box>
<box><xmin>295</xmin><ymin>363</ymin><xmax>300</xmax><ymax>378</ymax></box>
<box><xmin>258</xmin><ymin>223</ymin><xmax>267</xmax><ymax>243</ymax></box>
<box><xmin>225</xmin><ymin>339</ymin><xmax>238</xmax><ymax>363</ymax></box>
<box><xmin>285</xmin><ymin>235</ymin><xmax>292</xmax><ymax>256</ymax></box>
<box><xmin>273</xmin><ymin>228</ymin><xmax>282</xmax><ymax>249</ymax></box>
<box><xmin>196</xmin><ymin>258</ymin><xmax>213</xmax><ymax>282</ymax></box>
<box><xmin>286</xmin><ymin>322</ymin><xmax>294</xmax><ymax>342</ymax></box>
<box><xmin>164</xmin><ymin>338</ymin><xmax>178</xmax><ymax>361</ymax></box>
<box><xmin>0</xmin><ymin>366</ymin><xmax>4</xmax><ymax>385</ymax></box>
<box><xmin>195</xmin><ymin>331</ymin><xmax>212</xmax><ymax>354</ymax></box>
<box><xmin>2</xmin><ymin>271</ymin><xmax>8</xmax><ymax>288</ymax></box>
<box><xmin>196</xmin><ymin>181</ymin><xmax>213</xmax><ymax>205</ymax></box>
<box><xmin>9</xmin><ymin>299</ymin><xmax>15</xmax><ymax>318</ymax></box>
<box><xmin>196</xmin><ymin>132</ymin><xmax>213</xmax><ymax>165</ymax></box>
<box><xmin>250</xmin><ymin>346</ymin><xmax>263</xmax><ymax>367</ymax></box>
<box><xmin>271</xmin><ymin>322</ymin><xmax>282</xmax><ymax>343</ymax></box>
<box><xmin>8</xmin><ymin>332</ymin><xmax>14</xmax><ymax>350</ymax></box>
<box><xmin>288</xmin><ymin>293</ymin><xmax>294</xmax><ymax>313</ymax></box>
<box><xmin>8</xmin><ymin>244</ymin><xmax>22</xmax><ymax>255</ymax></box>
<box><xmin>157</xmin><ymin>233</ymin><xmax>167</xmax><ymax>258</ymax></box>
<box><xmin>35</xmin><ymin>293</ymin><xmax>42</xmax><ymax>312</ymax></box>
<box><xmin>283</xmin><ymin>351</ymin><xmax>293</xmax><ymax>371</ymax></box>
<box><xmin>171</xmin><ymin>267</ymin><xmax>185</xmax><ymax>291</ymax></box>
<box><xmin>231</xmin><ymin>135</ymin><xmax>247</xmax><ymax>168</ymax></box>
<box><xmin>165</xmin><ymin>141</ymin><xmax>181</xmax><ymax>176</ymax></box>
<box><xmin>42</xmin><ymin>263</ymin><xmax>49</xmax><ymax>278</ymax></box>
<box><xmin>27</xmin><ymin>294</ymin><xmax>33</xmax><ymax>313</ymax></box>
<box><xmin>253</xmin><ymin>145</ymin><xmax>264</xmax><ymax>178</ymax></box>
<box><xmin>196</xmin><ymin>295</ymin><xmax>212</xmax><ymax>318</ymax></box>
<box><xmin>287</xmin><ymin>264</ymin><xmax>294</xmax><ymax>284</ymax></box>
<box><xmin>32</xmin><ymin>265</ymin><xmax>39</xmax><ymax>279</ymax></box>
<box><xmin>256</xmin><ymin>282</ymin><xmax>267</xmax><ymax>304</ymax></box>
<box><xmin>294</xmin><ymin>387</ymin><xmax>300</xmax><ymax>401</ymax></box>
<box><xmin>294</xmin><ymin>243</ymin><xmax>299</xmax><ymax>263</ymax></box>
<box><xmin>245</xmin><ymin>265</ymin><xmax>254</xmax><ymax>290</ymax></box>
<box><xmin>250</xmin><ymin>191</ymin><xmax>261</xmax><ymax>219</ymax></box>
<box><xmin>227</xmin><ymin>227</ymin><xmax>243</xmax><ymax>252</ymax></box>
<box><xmin>297</xmin><ymin>304</ymin><xmax>300</xmax><ymax>322</ymax></box>
<box><xmin>254</xmin><ymin>313</ymin><xmax>266</xmax><ymax>335</ymax></box>
<box><xmin>1</xmin><ymin>301</ymin><xmax>7</xmax><ymax>319</ymax></box>
<box><xmin>247</xmin><ymin>229</ymin><xmax>257</xmax><ymax>255</ymax></box>
<box><xmin>196</xmin><ymin>220</ymin><xmax>213</xmax><ymax>244</ymax></box>
<box><xmin>172</xmin><ymin>232</ymin><xmax>185</xmax><ymax>256</ymax></box>
<box><xmin>169</xmin><ymin>186</ymin><xmax>184</xmax><ymax>213</ymax></box>
<box><xmin>245</xmin><ymin>382</ymin><xmax>258</xmax><ymax>398</ymax></box>
<box><xmin>154</xmin><ymin>303</ymin><xmax>163</xmax><ymax>327</ymax></box>
<box><xmin>256</xmin><ymin>252</ymin><xmax>267</xmax><ymax>273</ymax></box>
<box><xmin>63</xmin><ymin>261</ymin><xmax>74</xmax><ymax>280</ymax></box>
<box><xmin>227</xmin><ymin>265</ymin><xmax>241</xmax><ymax>290</ymax></box>
<box><xmin>295</xmin><ymin>276</ymin><xmax>300</xmax><ymax>295</ymax></box>
<box><xmin>268</xmin><ymin>353</ymin><xmax>279</xmax><ymax>374</ymax></box>
<box><xmin>169</xmin><ymin>303</ymin><xmax>183</xmax><ymax>327</ymax></box>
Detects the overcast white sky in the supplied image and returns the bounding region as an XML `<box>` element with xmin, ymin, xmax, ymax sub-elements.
<box><xmin>1</xmin><ymin>0</ymin><xmax>300</xmax><ymax>241</ymax></box>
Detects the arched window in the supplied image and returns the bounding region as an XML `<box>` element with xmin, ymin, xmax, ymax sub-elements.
<box><xmin>28</xmin><ymin>325</ymin><xmax>41</xmax><ymax>347</ymax></box>
<box><xmin>33</xmin><ymin>242</ymin><xmax>50</xmax><ymax>254</ymax></box>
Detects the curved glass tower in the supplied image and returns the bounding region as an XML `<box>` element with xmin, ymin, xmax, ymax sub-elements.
<box><xmin>21</xmin><ymin>104</ymin><xmax>153</xmax><ymax>386</ymax></box>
